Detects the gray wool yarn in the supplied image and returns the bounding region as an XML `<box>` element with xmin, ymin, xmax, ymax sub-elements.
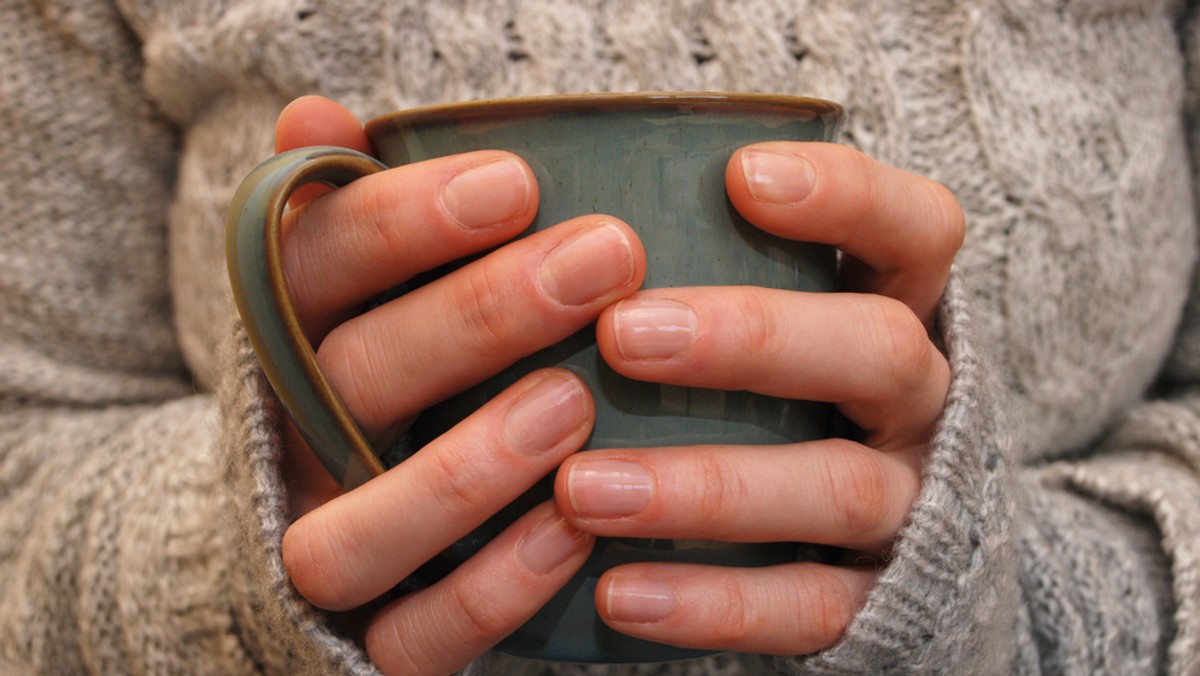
<box><xmin>2</xmin><ymin>1</ymin><xmax>1199</xmax><ymax>674</ymax></box>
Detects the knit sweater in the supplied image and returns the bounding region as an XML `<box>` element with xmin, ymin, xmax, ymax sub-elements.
<box><xmin>2</xmin><ymin>0</ymin><xmax>1198</xmax><ymax>674</ymax></box>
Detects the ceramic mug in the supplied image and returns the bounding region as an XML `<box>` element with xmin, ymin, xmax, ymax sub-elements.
<box><xmin>227</xmin><ymin>92</ymin><xmax>842</xmax><ymax>663</ymax></box>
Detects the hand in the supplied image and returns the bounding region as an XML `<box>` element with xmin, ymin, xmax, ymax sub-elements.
<box><xmin>270</xmin><ymin>96</ymin><xmax>647</xmax><ymax>674</ymax></box>
<box><xmin>554</xmin><ymin>142</ymin><xmax>964</xmax><ymax>654</ymax></box>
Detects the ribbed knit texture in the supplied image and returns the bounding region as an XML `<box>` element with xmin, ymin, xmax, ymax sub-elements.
<box><xmin>2</xmin><ymin>1</ymin><xmax>1199</xmax><ymax>674</ymax></box>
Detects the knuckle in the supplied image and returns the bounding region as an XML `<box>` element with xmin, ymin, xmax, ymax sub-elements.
<box><xmin>280</xmin><ymin>211</ymin><xmax>320</xmax><ymax>310</ymax></box>
<box><xmin>825</xmin><ymin>444</ymin><xmax>891</xmax><ymax>540</ymax></box>
<box><xmin>923</xmin><ymin>179</ymin><xmax>967</xmax><ymax>260</ymax></box>
<box><xmin>317</xmin><ymin>324</ymin><xmax>389</xmax><ymax>430</ymax></box>
<box><xmin>842</xmin><ymin>145</ymin><xmax>880</xmax><ymax>185</ymax></box>
<box><xmin>734</xmin><ymin>289</ymin><xmax>778</xmax><ymax>361</ymax></box>
<box><xmin>427</xmin><ymin>438</ymin><xmax>496</xmax><ymax>518</ymax></box>
<box><xmin>692</xmin><ymin>451</ymin><xmax>742</xmax><ymax>527</ymax></box>
<box><xmin>446</xmin><ymin>574</ymin><xmax>514</xmax><ymax>642</ymax></box>
<box><xmin>709</xmin><ymin>577</ymin><xmax>756</xmax><ymax>645</ymax></box>
<box><xmin>829</xmin><ymin>147</ymin><xmax>966</xmax><ymax>267</ymax></box>
<box><xmin>281</xmin><ymin>517</ymin><xmax>353</xmax><ymax>609</ymax></box>
<box><xmin>366</xmin><ymin>614</ymin><xmax>429</xmax><ymax>676</ymax></box>
<box><xmin>799</xmin><ymin>566</ymin><xmax>856</xmax><ymax>645</ymax></box>
<box><xmin>863</xmin><ymin>297</ymin><xmax>936</xmax><ymax>397</ymax></box>
<box><xmin>456</xmin><ymin>263</ymin><xmax>515</xmax><ymax>345</ymax></box>
<box><xmin>356</xmin><ymin>180</ymin><xmax>412</xmax><ymax>263</ymax></box>
<box><xmin>839</xmin><ymin>148</ymin><xmax>884</xmax><ymax>223</ymax></box>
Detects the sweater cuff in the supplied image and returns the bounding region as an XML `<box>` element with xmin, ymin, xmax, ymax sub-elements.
<box><xmin>778</xmin><ymin>266</ymin><xmax>1021</xmax><ymax>674</ymax></box>
<box><xmin>218</xmin><ymin>321</ymin><xmax>380</xmax><ymax>675</ymax></box>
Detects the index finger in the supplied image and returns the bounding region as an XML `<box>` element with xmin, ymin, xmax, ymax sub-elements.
<box><xmin>725</xmin><ymin>142</ymin><xmax>965</xmax><ymax>326</ymax></box>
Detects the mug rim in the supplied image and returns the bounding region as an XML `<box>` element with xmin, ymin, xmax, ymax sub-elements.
<box><xmin>365</xmin><ymin>91</ymin><xmax>843</xmax><ymax>140</ymax></box>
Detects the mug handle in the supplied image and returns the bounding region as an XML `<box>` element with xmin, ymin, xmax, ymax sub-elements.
<box><xmin>226</xmin><ymin>146</ymin><xmax>390</xmax><ymax>490</ymax></box>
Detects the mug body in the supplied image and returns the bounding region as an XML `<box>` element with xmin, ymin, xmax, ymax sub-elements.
<box><xmin>364</xmin><ymin>93</ymin><xmax>841</xmax><ymax>662</ymax></box>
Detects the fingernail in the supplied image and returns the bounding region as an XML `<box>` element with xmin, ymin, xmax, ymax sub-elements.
<box><xmin>606</xmin><ymin>576</ymin><xmax>678</xmax><ymax>623</ymax></box>
<box><xmin>613</xmin><ymin>299</ymin><xmax>698</xmax><ymax>361</ymax></box>
<box><xmin>504</xmin><ymin>373</ymin><xmax>588</xmax><ymax>456</ymax></box>
<box><xmin>539</xmin><ymin>223</ymin><xmax>635</xmax><ymax>305</ymax></box>
<box><xmin>742</xmin><ymin>150</ymin><xmax>816</xmax><ymax>204</ymax></box>
<box><xmin>567</xmin><ymin>459</ymin><xmax>654</xmax><ymax>518</ymax></box>
<box><xmin>441</xmin><ymin>158</ymin><xmax>531</xmax><ymax>229</ymax></box>
<box><xmin>517</xmin><ymin>510</ymin><xmax>589</xmax><ymax>575</ymax></box>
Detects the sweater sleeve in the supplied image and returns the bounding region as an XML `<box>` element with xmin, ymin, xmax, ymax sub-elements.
<box><xmin>767</xmin><ymin>271</ymin><xmax>1185</xmax><ymax>676</ymax></box>
<box><xmin>772</xmin><ymin>9</ymin><xmax>1200</xmax><ymax>675</ymax></box>
<box><xmin>8</xmin><ymin>3</ymin><xmax>1195</xmax><ymax>676</ymax></box>
<box><xmin>472</xmin><ymin>265</ymin><xmax>1189</xmax><ymax>676</ymax></box>
<box><xmin>0</xmin><ymin>2</ymin><xmax>377</xmax><ymax>673</ymax></box>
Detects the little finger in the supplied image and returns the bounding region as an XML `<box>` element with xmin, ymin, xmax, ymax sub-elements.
<box><xmin>596</xmin><ymin>562</ymin><xmax>876</xmax><ymax>655</ymax></box>
<box><xmin>365</xmin><ymin>502</ymin><xmax>594</xmax><ymax>675</ymax></box>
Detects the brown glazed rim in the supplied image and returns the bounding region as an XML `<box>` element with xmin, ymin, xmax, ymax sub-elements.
<box><xmin>365</xmin><ymin>91</ymin><xmax>843</xmax><ymax>140</ymax></box>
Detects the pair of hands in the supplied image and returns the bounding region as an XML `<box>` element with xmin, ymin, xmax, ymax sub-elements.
<box><xmin>273</xmin><ymin>96</ymin><xmax>963</xmax><ymax>675</ymax></box>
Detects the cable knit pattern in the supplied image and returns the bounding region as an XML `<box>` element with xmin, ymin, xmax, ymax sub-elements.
<box><xmin>2</xmin><ymin>0</ymin><xmax>1199</xmax><ymax>674</ymax></box>
<box><xmin>0</xmin><ymin>0</ymin><xmax>188</xmax><ymax>405</ymax></box>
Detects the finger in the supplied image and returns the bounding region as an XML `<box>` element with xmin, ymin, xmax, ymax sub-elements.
<box><xmin>726</xmin><ymin>142</ymin><xmax>965</xmax><ymax>326</ymax></box>
<box><xmin>557</xmin><ymin>440</ymin><xmax>921</xmax><ymax>552</ymax></box>
<box><xmin>319</xmin><ymin>216</ymin><xmax>644</xmax><ymax>440</ymax></box>
<box><xmin>282</xmin><ymin>368</ymin><xmax>593</xmax><ymax>611</ymax></box>
<box><xmin>275</xmin><ymin>95</ymin><xmax>374</xmax><ymax>207</ymax></box>
<box><xmin>280</xmin><ymin>149</ymin><xmax>539</xmax><ymax>341</ymax></box>
<box><xmin>595</xmin><ymin>562</ymin><xmax>875</xmax><ymax>655</ymax></box>
<box><xmin>596</xmin><ymin>287</ymin><xmax>949</xmax><ymax>442</ymax></box>
<box><xmin>365</xmin><ymin>502</ymin><xmax>594</xmax><ymax>676</ymax></box>
<box><xmin>281</xmin><ymin>421</ymin><xmax>345</xmax><ymax>518</ymax></box>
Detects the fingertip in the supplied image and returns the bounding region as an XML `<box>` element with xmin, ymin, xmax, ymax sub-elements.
<box><xmin>723</xmin><ymin>146</ymin><xmax>756</xmax><ymax>211</ymax></box>
<box><xmin>275</xmin><ymin>94</ymin><xmax>373</xmax><ymax>155</ymax></box>
<box><xmin>724</xmin><ymin>142</ymin><xmax>823</xmax><ymax>229</ymax></box>
<box><xmin>514</xmin><ymin>501</ymin><xmax>596</xmax><ymax>576</ymax></box>
<box><xmin>275</xmin><ymin>96</ymin><xmax>374</xmax><ymax>207</ymax></box>
<box><xmin>500</xmin><ymin>368</ymin><xmax>595</xmax><ymax>460</ymax></box>
<box><xmin>598</xmin><ymin>216</ymin><xmax>649</xmax><ymax>289</ymax></box>
<box><xmin>595</xmin><ymin>568</ymin><xmax>680</xmax><ymax>626</ymax></box>
<box><xmin>361</xmin><ymin>502</ymin><xmax>596</xmax><ymax>675</ymax></box>
<box><xmin>281</xmin><ymin>512</ymin><xmax>359</xmax><ymax>611</ymax></box>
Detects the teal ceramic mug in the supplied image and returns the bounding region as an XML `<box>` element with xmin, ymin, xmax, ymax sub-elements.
<box><xmin>227</xmin><ymin>92</ymin><xmax>842</xmax><ymax>663</ymax></box>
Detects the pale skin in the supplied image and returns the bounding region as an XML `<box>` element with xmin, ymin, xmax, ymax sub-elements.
<box><xmin>275</xmin><ymin>95</ymin><xmax>963</xmax><ymax>675</ymax></box>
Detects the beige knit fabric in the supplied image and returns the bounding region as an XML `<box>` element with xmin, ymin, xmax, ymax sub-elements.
<box><xmin>2</xmin><ymin>0</ymin><xmax>1199</xmax><ymax>674</ymax></box>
